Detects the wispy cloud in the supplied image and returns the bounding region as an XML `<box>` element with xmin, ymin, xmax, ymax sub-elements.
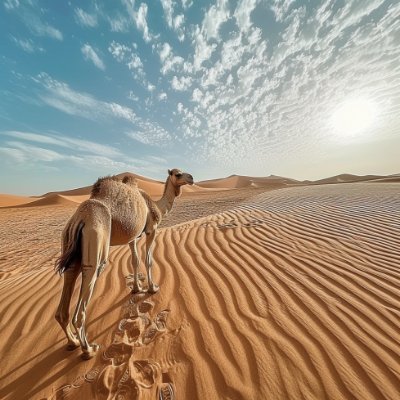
<box><xmin>2</xmin><ymin>131</ymin><xmax>123</xmax><ymax>157</ymax></box>
<box><xmin>31</xmin><ymin>74</ymin><xmax>172</xmax><ymax>147</ymax></box>
<box><xmin>202</xmin><ymin>0</ymin><xmax>230</xmax><ymax>41</ymax></box>
<box><xmin>126</xmin><ymin>128</ymin><xmax>170</xmax><ymax>145</ymax></box>
<box><xmin>122</xmin><ymin>0</ymin><xmax>156</xmax><ymax>43</ymax></box>
<box><xmin>0</xmin><ymin>146</ymin><xmax>26</xmax><ymax>163</ymax></box>
<box><xmin>74</xmin><ymin>8</ymin><xmax>98</xmax><ymax>28</ymax></box>
<box><xmin>4</xmin><ymin>0</ymin><xmax>63</xmax><ymax>40</ymax></box>
<box><xmin>81</xmin><ymin>44</ymin><xmax>105</xmax><ymax>70</ymax></box>
<box><xmin>6</xmin><ymin>141</ymin><xmax>64</xmax><ymax>162</ymax></box>
<box><xmin>3</xmin><ymin>0</ymin><xmax>19</xmax><ymax>11</ymax></box>
<box><xmin>34</xmin><ymin>73</ymin><xmax>137</xmax><ymax>123</ymax></box>
<box><xmin>171</xmin><ymin>75</ymin><xmax>192</xmax><ymax>91</ymax></box>
<box><xmin>25</xmin><ymin>16</ymin><xmax>63</xmax><ymax>40</ymax></box>
<box><xmin>10</xmin><ymin>35</ymin><xmax>44</xmax><ymax>53</ymax></box>
<box><xmin>157</xmin><ymin>42</ymin><xmax>184</xmax><ymax>75</ymax></box>
<box><xmin>108</xmin><ymin>14</ymin><xmax>129</xmax><ymax>32</ymax></box>
<box><xmin>108</xmin><ymin>41</ymin><xmax>144</xmax><ymax>78</ymax></box>
<box><xmin>160</xmin><ymin>0</ymin><xmax>185</xmax><ymax>41</ymax></box>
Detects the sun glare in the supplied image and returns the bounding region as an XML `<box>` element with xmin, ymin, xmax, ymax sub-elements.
<box><xmin>330</xmin><ymin>97</ymin><xmax>378</xmax><ymax>136</ymax></box>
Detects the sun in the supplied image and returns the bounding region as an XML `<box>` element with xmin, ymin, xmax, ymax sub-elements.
<box><xmin>330</xmin><ymin>97</ymin><xmax>378</xmax><ymax>136</ymax></box>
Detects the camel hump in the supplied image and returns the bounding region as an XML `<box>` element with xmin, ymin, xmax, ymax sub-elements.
<box><xmin>122</xmin><ymin>175</ymin><xmax>138</xmax><ymax>187</ymax></box>
<box><xmin>91</xmin><ymin>175</ymin><xmax>138</xmax><ymax>197</ymax></box>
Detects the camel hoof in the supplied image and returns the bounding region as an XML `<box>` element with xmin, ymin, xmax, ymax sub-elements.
<box><xmin>81</xmin><ymin>343</ymin><xmax>100</xmax><ymax>360</ymax></box>
<box><xmin>148</xmin><ymin>284</ymin><xmax>160</xmax><ymax>294</ymax></box>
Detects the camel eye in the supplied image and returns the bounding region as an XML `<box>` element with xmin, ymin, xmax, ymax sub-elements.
<box><xmin>175</xmin><ymin>173</ymin><xmax>182</xmax><ymax>178</ymax></box>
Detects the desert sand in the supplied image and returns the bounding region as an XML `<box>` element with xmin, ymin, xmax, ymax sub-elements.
<box><xmin>0</xmin><ymin>173</ymin><xmax>399</xmax><ymax>400</ymax></box>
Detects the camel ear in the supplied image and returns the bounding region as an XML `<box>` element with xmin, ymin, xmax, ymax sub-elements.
<box><xmin>168</xmin><ymin>169</ymin><xmax>172</xmax><ymax>176</ymax></box>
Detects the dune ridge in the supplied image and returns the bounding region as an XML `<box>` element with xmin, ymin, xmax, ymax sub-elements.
<box><xmin>0</xmin><ymin>183</ymin><xmax>399</xmax><ymax>399</ymax></box>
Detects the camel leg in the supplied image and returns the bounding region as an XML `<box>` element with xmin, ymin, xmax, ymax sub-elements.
<box><xmin>72</xmin><ymin>224</ymin><xmax>109</xmax><ymax>360</ymax></box>
<box><xmin>129</xmin><ymin>239</ymin><xmax>143</xmax><ymax>293</ymax></box>
<box><xmin>145</xmin><ymin>230</ymin><xmax>159</xmax><ymax>294</ymax></box>
<box><xmin>72</xmin><ymin>264</ymin><xmax>100</xmax><ymax>360</ymax></box>
<box><xmin>55</xmin><ymin>266</ymin><xmax>81</xmax><ymax>350</ymax></box>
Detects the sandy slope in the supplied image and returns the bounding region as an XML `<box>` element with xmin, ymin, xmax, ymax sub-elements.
<box><xmin>197</xmin><ymin>174</ymin><xmax>299</xmax><ymax>189</ymax></box>
<box><xmin>0</xmin><ymin>183</ymin><xmax>399</xmax><ymax>399</ymax></box>
<box><xmin>0</xmin><ymin>194</ymin><xmax>39</xmax><ymax>207</ymax></box>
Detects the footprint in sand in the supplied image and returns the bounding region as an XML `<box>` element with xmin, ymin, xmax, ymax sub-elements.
<box><xmin>53</xmin><ymin>287</ymin><xmax>174</xmax><ymax>399</ymax></box>
<box><xmin>217</xmin><ymin>219</ymin><xmax>238</xmax><ymax>229</ymax></box>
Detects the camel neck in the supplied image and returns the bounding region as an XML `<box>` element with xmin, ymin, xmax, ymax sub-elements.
<box><xmin>156</xmin><ymin>177</ymin><xmax>179</xmax><ymax>217</ymax></box>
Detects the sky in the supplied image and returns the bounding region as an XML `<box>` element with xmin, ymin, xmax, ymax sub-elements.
<box><xmin>0</xmin><ymin>0</ymin><xmax>399</xmax><ymax>195</ymax></box>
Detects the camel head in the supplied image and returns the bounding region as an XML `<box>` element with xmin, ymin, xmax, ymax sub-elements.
<box><xmin>168</xmin><ymin>168</ymin><xmax>194</xmax><ymax>194</ymax></box>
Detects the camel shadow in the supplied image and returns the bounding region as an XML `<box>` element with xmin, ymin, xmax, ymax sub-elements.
<box><xmin>0</xmin><ymin>295</ymin><xmax>128</xmax><ymax>400</ymax></box>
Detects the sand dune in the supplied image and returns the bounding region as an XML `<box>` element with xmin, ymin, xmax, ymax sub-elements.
<box><xmin>368</xmin><ymin>175</ymin><xmax>400</xmax><ymax>183</ymax></box>
<box><xmin>311</xmin><ymin>173</ymin><xmax>384</xmax><ymax>185</ymax></box>
<box><xmin>197</xmin><ymin>174</ymin><xmax>298</xmax><ymax>189</ymax></box>
<box><xmin>0</xmin><ymin>194</ymin><xmax>38</xmax><ymax>207</ymax></box>
<box><xmin>12</xmin><ymin>193</ymin><xmax>83</xmax><ymax>208</ymax></box>
<box><xmin>38</xmin><ymin>172</ymin><xmax>207</xmax><ymax>200</ymax></box>
<box><xmin>0</xmin><ymin>182</ymin><xmax>399</xmax><ymax>399</ymax></box>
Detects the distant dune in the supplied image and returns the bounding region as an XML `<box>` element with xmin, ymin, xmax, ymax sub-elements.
<box><xmin>311</xmin><ymin>173</ymin><xmax>384</xmax><ymax>185</ymax></box>
<box><xmin>368</xmin><ymin>174</ymin><xmax>400</xmax><ymax>183</ymax></box>
<box><xmin>1</xmin><ymin>172</ymin><xmax>398</xmax><ymax>209</ymax></box>
<box><xmin>0</xmin><ymin>194</ymin><xmax>38</xmax><ymax>207</ymax></box>
<box><xmin>197</xmin><ymin>174</ymin><xmax>299</xmax><ymax>189</ymax></box>
<box><xmin>1</xmin><ymin>172</ymin><xmax>398</xmax><ymax>210</ymax></box>
<box><xmin>16</xmin><ymin>194</ymin><xmax>82</xmax><ymax>208</ymax></box>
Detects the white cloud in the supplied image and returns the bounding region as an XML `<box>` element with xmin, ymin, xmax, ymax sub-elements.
<box><xmin>171</xmin><ymin>75</ymin><xmax>192</xmax><ymax>91</ymax></box>
<box><xmin>128</xmin><ymin>91</ymin><xmax>139</xmax><ymax>102</ymax></box>
<box><xmin>108</xmin><ymin>15</ymin><xmax>129</xmax><ymax>32</ymax></box>
<box><xmin>192</xmin><ymin>26</ymin><xmax>217</xmax><ymax>71</ymax></box>
<box><xmin>6</xmin><ymin>141</ymin><xmax>64</xmax><ymax>162</ymax></box>
<box><xmin>202</xmin><ymin>0</ymin><xmax>230</xmax><ymax>41</ymax></box>
<box><xmin>160</xmin><ymin>0</ymin><xmax>185</xmax><ymax>40</ymax></box>
<box><xmin>158</xmin><ymin>42</ymin><xmax>184</xmax><ymax>75</ymax></box>
<box><xmin>158</xmin><ymin>92</ymin><xmax>167</xmax><ymax>101</ymax></box>
<box><xmin>2</xmin><ymin>131</ymin><xmax>123</xmax><ymax>157</ymax></box>
<box><xmin>108</xmin><ymin>41</ymin><xmax>145</xmax><ymax>79</ymax></box>
<box><xmin>10</xmin><ymin>36</ymin><xmax>44</xmax><ymax>53</ymax></box>
<box><xmin>270</xmin><ymin>0</ymin><xmax>296</xmax><ymax>22</ymax></box>
<box><xmin>136</xmin><ymin>3</ymin><xmax>151</xmax><ymax>42</ymax></box>
<box><xmin>0</xmin><ymin>147</ymin><xmax>25</xmax><ymax>162</ymax></box>
<box><xmin>192</xmin><ymin>88</ymin><xmax>203</xmax><ymax>102</ymax></box>
<box><xmin>81</xmin><ymin>44</ymin><xmax>105</xmax><ymax>70</ymax></box>
<box><xmin>4</xmin><ymin>0</ymin><xmax>62</xmax><ymax>40</ymax></box>
<box><xmin>4</xmin><ymin>0</ymin><xmax>19</xmax><ymax>11</ymax></box>
<box><xmin>161</xmin><ymin>0</ymin><xmax>174</xmax><ymax>27</ymax></box>
<box><xmin>123</xmin><ymin>1</ymin><xmax>155</xmax><ymax>43</ymax></box>
<box><xmin>126</xmin><ymin>124</ymin><xmax>171</xmax><ymax>145</ymax></box>
<box><xmin>108</xmin><ymin>41</ymin><xmax>130</xmax><ymax>62</ymax></box>
<box><xmin>0</xmin><ymin>131</ymin><xmax>169</xmax><ymax>174</ymax></box>
<box><xmin>181</xmin><ymin>0</ymin><xmax>192</xmax><ymax>9</ymax></box>
<box><xmin>33</xmin><ymin>73</ymin><xmax>172</xmax><ymax>148</ymax></box>
<box><xmin>234</xmin><ymin>0</ymin><xmax>258</xmax><ymax>32</ymax></box>
<box><xmin>28</xmin><ymin>18</ymin><xmax>63</xmax><ymax>40</ymax></box>
<box><xmin>35</xmin><ymin>73</ymin><xmax>137</xmax><ymax>123</ymax></box>
<box><xmin>74</xmin><ymin>8</ymin><xmax>98</xmax><ymax>27</ymax></box>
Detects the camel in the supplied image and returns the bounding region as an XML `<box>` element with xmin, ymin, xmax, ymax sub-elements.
<box><xmin>54</xmin><ymin>168</ymin><xmax>194</xmax><ymax>359</ymax></box>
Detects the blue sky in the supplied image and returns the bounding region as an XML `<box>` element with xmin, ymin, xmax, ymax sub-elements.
<box><xmin>1</xmin><ymin>0</ymin><xmax>399</xmax><ymax>195</ymax></box>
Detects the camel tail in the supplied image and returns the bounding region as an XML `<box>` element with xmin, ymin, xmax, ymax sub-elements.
<box><xmin>55</xmin><ymin>221</ymin><xmax>84</xmax><ymax>275</ymax></box>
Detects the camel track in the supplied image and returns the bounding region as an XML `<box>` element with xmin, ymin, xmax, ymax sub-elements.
<box><xmin>0</xmin><ymin>183</ymin><xmax>399</xmax><ymax>399</ymax></box>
